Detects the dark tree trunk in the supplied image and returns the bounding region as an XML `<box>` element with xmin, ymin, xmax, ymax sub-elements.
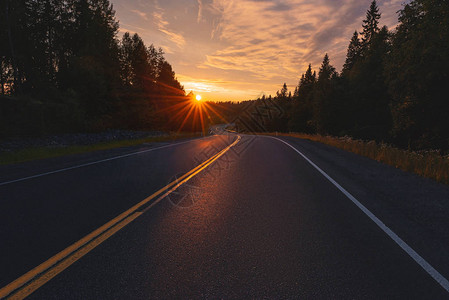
<box><xmin>6</xmin><ymin>0</ymin><xmax>19</xmax><ymax>93</ymax></box>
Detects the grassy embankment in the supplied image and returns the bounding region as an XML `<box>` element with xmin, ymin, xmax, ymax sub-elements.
<box><xmin>0</xmin><ymin>132</ymin><xmax>201</xmax><ymax>165</ymax></box>
<box><xmin>267</xmin><ymin>133</ymin><xmax>449</xmax><ymax>185</ymax></box>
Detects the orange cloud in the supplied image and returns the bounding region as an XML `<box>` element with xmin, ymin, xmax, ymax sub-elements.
<box><xmin>113</xmin><ymin>0</ymin><xmax>407</xmax><ymax>101</ymax></box>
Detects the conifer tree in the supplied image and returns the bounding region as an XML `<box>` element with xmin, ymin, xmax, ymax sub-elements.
<box><xmin>387</xmin><ymin>0</ymin><xmax>449</xmax><ymax>150</ymax></box>
<box><xmin>313</xmin><ymin>54</ymin><xmax>337</xmax><ymax>134</ymax></box>
<box><xmin>342</xmin><ymin>31</ymin><xmax>361</xmax><ymax>76</ymax></box>
<box><xmin>360</xmin><ymin>0</ymin><xmax>381</xmax><ymax>50</ymax></box>
<box><xmin>289</xmin><ymin>64</ymin><xmax>316</xmax><ymax>132</ymax></box>
<box><xmin>318</xmin><ymin>54</ymin><xmax>336</xmax><ymax>84</ymax></box>
<box><xmin>277</xmin><ymin>83</ymin><xmax>288</xmax><ymax>99</ymax></box>
<box><xmin>300</xmin><ymin>64</ymin><xmax>316</xmax><ymax>87</ymax></box>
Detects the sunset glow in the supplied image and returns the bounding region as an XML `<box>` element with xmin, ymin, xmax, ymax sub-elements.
<box><xmin>166</xmin><ymin>92</ymin><xmax>229</xmax><ymax>137</ymax></box>
<box><xmin>113</xmin><ymin>0</ymin><xmax>406</xmax><ymax>101</ymax></box>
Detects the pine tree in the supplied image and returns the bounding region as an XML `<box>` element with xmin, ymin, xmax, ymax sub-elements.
<box><xmin>351</xmin><ymin>24</ymin><xmax>392</xmax><ymax>140</ymax></box>
<box><xmin>293</xmin><ymin>85</ymin><xmax>299</xmax><ymax>98</ymax></box>
<box><xmin>313</xmin><ymin>54</ymin><xmax>338</xmax><ymax>134</ymax></box>
<box><xmin>23</xmin><ymin>0</ymin><xmax>64</xmax><ymax>92</ymax></box>
<box><xmin>294</xmin><ymin>64</ymin><xmax>316</xmax><ymax>98</ymax></box>
<box><xmin>282</xmin><ymin>83</ymin><xmax>288</xmax><ymax>97</ymax></box>
<box><xmin>289</xmin><ymin>64</ymin><xmax>316</xmax><ymax>133</ymax></box>
<box><xmin>147</xmin><ymin>44</ymin><xmax>164</xmax><ymax>80</ymax></box>
<box><xmin>317</xmin><ymin>54</ymin><xmax>336</xmax><ymax>84</ymax></box>
<box><xmin>0</xmin><ymin>0</ymin><xmax>9</xmax><ymax>94</ymax></box>
<box><xmin>120</xmin><ymin>32</ymin><xmax>135</xmax><ymax>88</ymax></box>
<box><xmin>131</xmin><ymin>33</ymin><xmax>153</xmax><ymax>92</ymax></box>
<box><xmin>342</xmin><ymin>31</ymin><xmax>361</xmax><ymax>76</ymax></box>
<box><xmin>158</xmin><ymin>60</ymin><xmax>184</xmax><ymax>94</ymax></box>
<box><xmin>277</xmin><ymin>83</ymin><xmax>288</xmax><ymax>99</ymax></box>
<box><xmin>300</xmin><ymin>64</ymin><xmax>316</xmax><ymax>87</ymax></box>
<box><xmin>3</xmin><ymin>0</ymin><xmax>27</xmax><ymax>94</ymax></box>
<box><xmin>360</xmin><ymin>0</ymin><xmax>381</xmax><ymax>51</ymax></box>
<box><xmin>386</xmin><ymin>0</ymin><xmax>449</xmax><ymax>150</ymax></box>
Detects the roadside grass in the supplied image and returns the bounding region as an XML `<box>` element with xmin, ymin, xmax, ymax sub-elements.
<box><xmin>266</xmin><ymin>132</ymin><xmax>449</xmax><ymax>185</ymax></box>
<box><xmin>0</xmin><ymin>132</ymin><xmax>201</xmax><ymax>165</ymax></box>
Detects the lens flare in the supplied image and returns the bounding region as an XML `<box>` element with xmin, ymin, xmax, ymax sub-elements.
<box><xmin>196</xmin><ymin>95</ymin><xmax>202</xmax><ymax>101</ymax></box>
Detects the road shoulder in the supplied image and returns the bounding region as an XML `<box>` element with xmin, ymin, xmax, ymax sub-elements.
<box><xmin>275</xmin><ymin>135</ymin><xmax>449</xmax><ymax>285</ymax></box>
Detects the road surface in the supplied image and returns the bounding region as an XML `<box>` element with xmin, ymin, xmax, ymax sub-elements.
<box><xmin>1</xmin><ymin>130</ymin><xmax>449</xmax><ymax>299</ymax></box>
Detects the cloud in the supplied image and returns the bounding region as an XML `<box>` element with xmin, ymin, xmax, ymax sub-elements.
<box><xmin>152</xmin><ymin>8</ymin><xmax>186</xmax><ymax>49</ymax></box>
<box><xmin>197</xmin><ymin>0</ymin><xmax>203</xmax><ymax>23</ymax></box>
<box><xmin>266</xmin><ymin>2</ymin><xmax>292</xmax><ymax>11</ymax></box>
<box><xmin>114</xmin><ymin>0</ymin><xmax>408</xmax><ymax>101</ymax></box>
<box><xmin>203</xmin><ymin>0</ymin><xmax>405</xmax><ymax>81</ymax></box>
<box><xmin>130</xmin><ymin>9</ymin><xmax>148</xmax><ymax>20</ymax></box>
<box><xmin>119</xmin><ymin>22</ymin><xmax>148</xmax><ymax>33</ymax></box>
<box><xmin>159</xmin><ymin>27</ymin><xmax>186</xmax><ymax>48</ymax></box>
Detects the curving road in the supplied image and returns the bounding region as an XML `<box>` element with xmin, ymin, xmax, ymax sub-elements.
<box><xmin>1</xmin><ymin>129</ymin><xmax>449</xmax><ymax>299</ymax></box>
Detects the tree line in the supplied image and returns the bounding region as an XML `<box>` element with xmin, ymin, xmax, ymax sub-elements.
<box><xmin>235</xmin><ymin>0</ymin><xmax>449</xmax><ymax>152</ymax></box>
<box><xmin>1</xmin><ymin>0</ymin><xmax>447</xmax><ymax>151</ymax></box>
<box><xmin>0</xmin><ymin>0</ymin><xmax>188</xmax><ymax>137</ymax></box>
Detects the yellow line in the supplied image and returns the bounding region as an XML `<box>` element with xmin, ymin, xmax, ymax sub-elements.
<box><xmin>9</xmin><ymin>212</ymin><xmax>142</xmax><ymax>300</ymax></box>
<box><xmin>0</xmin><ymin>136</ymin><xmax>241</xmax><ymax>299</ymax></box>
<box><xmin>1</xmin><ymin>143</ymin><xmax>229</xmax><ymax>297</ymax></box>
<box><xmin>141</xmin><ymin>136</ymin><xmax>242</xmax><ymax>213</ymax></box>
<box><xmin>0</xmin><ymin>154</ymin><xmax>215</xmax><ymax>298</ymax></box>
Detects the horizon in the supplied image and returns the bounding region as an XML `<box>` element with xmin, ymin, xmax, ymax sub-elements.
<box><xmin>112</xmin><ymin>0</ymin><xmax>406</xmax><ymax>102</ymax></box>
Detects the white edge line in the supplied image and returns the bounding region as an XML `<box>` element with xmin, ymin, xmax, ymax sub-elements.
<box><xmin>267</xmin><ymin>135</ymin><xmax>449</xmax><ymax>293</ymax></box>
<box><xmin>0</xmin><ymin>136</ymin><xmax>211</xmax><ymax>186</ymax></box>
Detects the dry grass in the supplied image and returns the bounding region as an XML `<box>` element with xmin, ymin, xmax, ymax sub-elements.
<box><xmin>267</xmin><ymin>132</ymin><xmax>449</xmax><ymax>185</ymax></box>
<box><xmin>0</xmin><ymin>132</ymin><xmax>201</xmax><ymax>165</ymax></box>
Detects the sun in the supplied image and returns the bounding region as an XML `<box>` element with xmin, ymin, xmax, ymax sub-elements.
<box><xmin>196</xmin><ymin>94</ymin><xmax>202</xmax><ymax>101</ymax></box>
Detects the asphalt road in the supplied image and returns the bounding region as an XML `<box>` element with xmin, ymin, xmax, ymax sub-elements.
<box><xmin>1</xmin><ymin>130</ymin><xmax>449</xmax><ymax>299</ymax></box>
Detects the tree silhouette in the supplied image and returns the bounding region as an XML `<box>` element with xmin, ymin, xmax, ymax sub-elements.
<box><xmin>277</xmin><ymin>83</ymin><xmax>288</xmax><ymax>100</ymax></box>
<box><xmin>314</xmin><ymin>54</ymin><xmax>338</xmax><ymax>134</ymax></box>
<box><xmin>361</xmin><ymin>0</ymin><xmax>381</xmax><ymax>51</ymax></box>
<box><xmin>342</xmin><ymin>31</ymin><xmax>361</xmax><ymax>76</ymax></box>
<box><xmin>0</xmin><ymin>0</ymin><xmax>187</xmax><ymax>136</ymax></box>
<box><xmin>289</xmin><ymin>64</ymin><xmax>316</xmax><ymax>133</ymax></box>
<box><xmin>386</xmin><ymin>0</ymin><xmax>449</xmax><ymax>150</ymax></box>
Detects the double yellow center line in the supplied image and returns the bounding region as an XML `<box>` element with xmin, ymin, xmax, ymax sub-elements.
<box><xmin>0</xmin><ymin>135</ymin><xmax>241</xmax><ymax>299</ymax></box>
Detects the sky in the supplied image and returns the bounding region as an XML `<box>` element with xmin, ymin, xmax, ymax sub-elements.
<box><xmin>112</xmin><ymin>0</ymin><xmax>406</xmax><ymax>102</ymax></box>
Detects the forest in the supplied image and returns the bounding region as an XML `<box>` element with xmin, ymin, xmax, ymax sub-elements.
<box><xmin>1</xmin><ymin>0</ymin><xmax>448</xmax><ymax>153</ymax></box>
<box><xmin>0</xmin><ymin>0</ymin><xmax>191</xmax><ymax>137</ymax></box>
<box><xmin>217</xmin><ymin>0</ymin><xmax>449</xmax><ymax>152</ymax></box>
